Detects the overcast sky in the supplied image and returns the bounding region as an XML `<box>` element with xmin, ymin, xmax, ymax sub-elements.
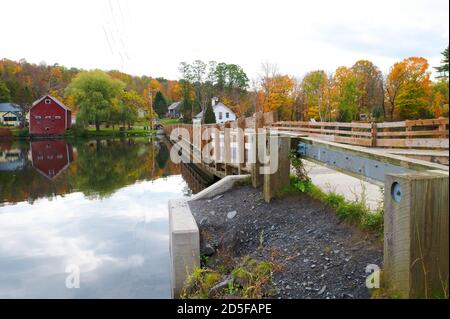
<box><xmin>1</xmin><ymin>0</ymin><xmax>448</xmax><ymax>80</ymax></box>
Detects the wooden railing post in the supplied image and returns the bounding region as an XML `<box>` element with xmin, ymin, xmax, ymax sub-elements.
<box><xmin>237</xmin><ymin>117</ymin><xmax>246</xmax><ymax>174</ymax></box>
<box><xmin>371</xmin><ymin>122</ymin><xmax>377</xmax><ymax>147</ymax></box>
<box><xmin>252</xmin><ymin>112</ymin><xmax>264</xmax><ymax>188</ymax></box>
<box><xmin>263</xmin><ymin>135</ymin><xmax>290</xmax><ymax>203</ymax></box>
<box><xmin>214</xmin><ymin>124</ymin><xmax>222</xmax><ymax>172</ymax></box>
<box><xmin>384</xmin><ymin>171</ymin><xmax>449</xmax><ymax>298</ymax></box>
<box><xmin>224</xmin><ymin>122</ymin><xmax>232</xmax><ymax>175</ymax></box>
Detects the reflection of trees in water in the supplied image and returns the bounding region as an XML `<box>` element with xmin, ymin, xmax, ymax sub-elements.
<box><xmin>156</xmin><ymin>142</ymin><xmax>170</xmax><ymax>170</ymax></box>
<box><xmin>0</xmin><ymin>139</ymin><xmax>183</xmax><ymax>204</ymax></box>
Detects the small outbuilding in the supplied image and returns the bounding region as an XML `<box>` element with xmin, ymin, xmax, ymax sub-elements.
<box><xmin>29</xmin><ymin>95</ymin><xmax>71</xmax><ymax>135</ymax></box>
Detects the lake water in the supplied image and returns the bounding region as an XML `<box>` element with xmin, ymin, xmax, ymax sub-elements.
<box><xmin>0</xmin><ymin>138</ymin><xmax>207</xmax><ymax>298</ymax></box>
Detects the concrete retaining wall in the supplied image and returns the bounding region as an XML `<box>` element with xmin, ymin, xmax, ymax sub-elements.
<box><xmin>168</xmin><ymin>174</ymin><xmax>249</xmax><ymax>298</ymax></box>
<box><xmin>168</xmin><ymin>199</ymin><xmax>200</xmax><ymax>298</ymax></box>
<box><xmin>191</xmin><ymin>174</ymin><xmax>250</xmax><ymax>200</ymax></box>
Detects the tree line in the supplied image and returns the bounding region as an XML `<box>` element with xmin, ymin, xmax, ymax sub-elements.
<box><xmin>1</xmin><ymin>47</ymin><xmax>448</xmax><ymax>128</ymax></box>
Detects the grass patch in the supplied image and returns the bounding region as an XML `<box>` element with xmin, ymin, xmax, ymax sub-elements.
<box><xmin>303</xmin><ymin>180</ymin><xmax>384</xmax><ymax>236</ymax></box>
<box><xmin>181</xmin><ymin>256</ymin><xmax>275</xmax><ymax>299</ymax></box>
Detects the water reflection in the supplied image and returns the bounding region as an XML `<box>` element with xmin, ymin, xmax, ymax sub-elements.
<box><xmin>0</xmin><ymin>137</ymin><xmax>207</xmax><ymax>298</ymax></box>
<box><xmin>0</xmin><ymin>138</ymin><xmax>183</xmax><ymax>204</ymax></box>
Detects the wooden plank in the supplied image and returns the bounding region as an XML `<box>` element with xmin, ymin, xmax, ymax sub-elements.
<box><xmin>272</xmin><ymin>126</ymin><xmax>372</xmax><ymax>137</ymax></box>
<box><xmin>377</xmin><ymin>138</ymin><xmax>449</xmax><ymax>148</ymax></box>
<box><xmin>377</xmin><ymin>130</ymin><xmax>449</xmax><ymax>137</ymax></box>
<box><xmin>406</xmin><ymin>118</ymin><xmax>449</xmax><ymax>126</ymax></box>
<box><xmin>384</xmin><ymin>172</ymin><xmax>449</xmax><ymax>298</ymax></box>
<box><xmin>376</xmin><ymin>121</ymin><xmax>407</xmax><ymax>128</ymax></box>
<box><xmin>334</xmin><ymin>135</ymin><xmax>372</xmax><ymax>146</ymax></box>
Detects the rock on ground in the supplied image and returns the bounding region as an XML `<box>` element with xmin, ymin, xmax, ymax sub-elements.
<box><xmin>188</xmin><ymin>185</ymin><xmax>382</xmax><ymax>299</ymax></box>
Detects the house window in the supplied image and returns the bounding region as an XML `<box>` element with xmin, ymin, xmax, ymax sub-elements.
<box><xmin>3</xmin><ymin>116</ymin><xmax>17</xmax><ymax>122</ymax></box>
<box><xmin>226</xmin><ymin>112</ymin><xmax>229</xmax><ymax>119</ymax></box>
<box><xmin>35</xmin><ymin>115</ymin><xmax>42</xmax><ymax>119</ymax></box>
<box><xmin>218</xmin><ymin>112</ymin><xmax>223</xmax><ymax>120</ymax></box>
<box><xmin>45</xmin><ymin>99</ymin><xmax>51</xmax><ymax>104</ymax></box>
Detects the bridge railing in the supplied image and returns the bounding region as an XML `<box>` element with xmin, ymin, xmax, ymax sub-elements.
<box><xmin>268</xmin><ymin>117</ymin><xmax>449</xmax><ymax>149</ymax></box>
<box><xmin>163</xmin><ymin>112</ymin><xmax>278</xmax><ymax>176</ymax></box>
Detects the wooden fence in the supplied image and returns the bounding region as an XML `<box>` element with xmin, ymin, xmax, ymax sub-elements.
<box><xmin>163</xmin><ymin>112</ymin><xmax>277</xmax><ymax>177</ymax></box>
<box><xmin>269</xmin><ymin>117</ymin><xmax>449</xmax><ymax>149</ymax></box>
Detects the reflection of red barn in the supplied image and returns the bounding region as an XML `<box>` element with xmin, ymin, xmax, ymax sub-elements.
<box><xmin>31</xmin><ymin>140</ymin><xmax>73</xmax><ymax>179</ymax></box>
<box><xmin>29</xmin><ymin>95</ymin><xmax>72</xmax><ymax>135</ymax></box>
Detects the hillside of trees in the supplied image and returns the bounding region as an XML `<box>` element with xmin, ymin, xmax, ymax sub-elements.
<box><xmin>0</xmin><ymin>47</ymin><xmax>448</xmax><ymax>127</ymax></box>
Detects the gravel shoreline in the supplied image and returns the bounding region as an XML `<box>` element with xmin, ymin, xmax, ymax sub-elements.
<box><xmin>188</xmin><ymin>185</ymin><xmax>383</xmax><ymax>299</ymax></box>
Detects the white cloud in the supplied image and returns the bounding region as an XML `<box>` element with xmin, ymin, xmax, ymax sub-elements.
<box><xmin>0</xmin><ymin>0</ymin><xmax>448</xmax><ymax>78</ymax></box>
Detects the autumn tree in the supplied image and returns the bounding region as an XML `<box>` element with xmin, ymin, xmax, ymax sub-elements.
<box><xmin>153</xmin><ymin>91</ymin><xmax>168</xmax><ymax>117</ymax></box>
<box><xmin>351</xmin><ymin>60</ymin><xmax>384</xmax><ymax>119</ymax></box>
<box><xmin>65</xmin><ymin>70</ymin><xmax>125</xmax><ymax>131</ymax></box>
<box><xmin>331</xmin><ymin>67</ymin><xmax>362</xmax><ymax>122</ymax></box>
<box><xmin>386</xmin><ymin>57</ymin><xmax>432</xmax><ymax>120</ymax></box>
<box><xmin>0</xmin><ymin>80</ymin><xmax>11</xmax><ymax>102</ymax></box>
<box><xmin>301</xmin><ymin>70</ymin><xmax>329</xmax><ymax>121</ymax></box>
<box><xmin>120</xmin><ymin>90</ymin><xmax>145</xmax><ymax>128</ymax></box>
<box><xmin>430</xmin><ymin>79</ymin><xmax>449</xmax><ymax>117</ymax></box>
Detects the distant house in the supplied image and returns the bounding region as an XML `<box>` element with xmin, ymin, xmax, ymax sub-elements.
<box><xmin>193</xmin><ymin>99</ymin><xmax>236</xmax><ymax>124</ymax></box>
<box><xmin>29</xmin><ymin>95</ymin><xmax>72</xmax><ymax>135</ymax></box>
<box><xmin>0</xmin><ymin>103</ymin><xmax>23</xmax><ymax>126</ymax></box>
<box><xmin>137</xmin><ymin>108</ymin><xmax>147</xmax><ymax>119</ymax></box>
<box><xmin>167</xmin><ymin>101</ymin><xmax>182</xmax><ymax>118</ymax></box>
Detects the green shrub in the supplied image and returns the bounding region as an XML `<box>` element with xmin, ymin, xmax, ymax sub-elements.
<box><xmin>335</xmin><ymin>200</ymin><xmax>366</xmax><ymax>224</ymax></box>
<box><xmin>323</xmin><ymin>192</ymin><xmax>345</xmax><ymax>209</ymax></box>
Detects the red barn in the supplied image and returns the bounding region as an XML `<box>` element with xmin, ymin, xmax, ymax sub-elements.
<box><xmin>29</xmin><ymin>95</ymin><xmax>71</xmax><ymax>135</ymax></box>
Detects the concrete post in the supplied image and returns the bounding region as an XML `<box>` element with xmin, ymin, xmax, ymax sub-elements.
<box><xmin>169</xmin><ymin>199</ymin><xmax>200</xmax><ymax>298</ymax></box>
<box><xmin>383</xmin><ymin>171</ymin><xmax>449</xmax><ymax>298</ymax></box>
<box><xmin>263</xmin><ymin>135</ymin><xmax>290</xmax><ymax>203</ymax></box>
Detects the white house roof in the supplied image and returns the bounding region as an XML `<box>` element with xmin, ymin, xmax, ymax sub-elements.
<box><xmin>194</xmin><ymin>102</ymin><xmax>235</xmax><ymax>119</ymax></box>
<box><xmin>31</xmin><ymin>95</ymin><xmax>69</xmax><ymax>111</ymax></box>
<box><xmin>0</xmin><ymin>103</ymin><xmax>21</xmax><ymax>113</ymax></box>
<box><xmin>168</xmin><ymin>101</ymin><xmax>181</xmax><ymax>111</ymax></box>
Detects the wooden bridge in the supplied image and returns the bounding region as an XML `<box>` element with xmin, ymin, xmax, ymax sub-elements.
<box><xmin>163</xmin><ymin>113</ymin><xmax>449</xmax><ymax>299</ymax></box>
<box><xmin>163</xmin><ymin>112</ymin><xmax>449</xmax><ymax>180</ymax></box>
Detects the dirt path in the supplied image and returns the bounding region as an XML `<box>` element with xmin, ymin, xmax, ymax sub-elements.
<box><xmin>188</xmin><ymin>185</ymin><xmax>382</xmax><ymax>299</ymax></box>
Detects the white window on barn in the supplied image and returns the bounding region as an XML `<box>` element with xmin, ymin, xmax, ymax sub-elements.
<box><xmin>45</xmin><ymin>115</ymin><xmax>51</xmax><ymax>119</ymax></box>
<box><xmin>45</xmin><ymin>99</ymin><xmax>51</xmax><ymax>104</ymax></box>
<box><xmin>55</xmin><ymin>116</ymin><xmax>61</xmax><ymax>120</ymax></box>
<box><xmin>35</xmin><ymin>115</ymin><xmax>42</xmax><ymax>119</ymax></box>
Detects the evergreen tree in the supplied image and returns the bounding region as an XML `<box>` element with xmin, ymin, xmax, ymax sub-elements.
<box><xmin>153</xmin><ymin>91</ymin><xmax>168</xmax><ymax>117</ymax></box>
<box><xmin>0</xmin><ymin>81</ymin><xmax>11</xmax><ymax>103</ymax></box>
<box><xmin>434</xmin><ymin>47</ymin><xmax>449</xmax><ymax>79</ymax></box>
<box><xmin>203</xmin><ymin>102</ymin><xmax>216</xmax><ymax>124</ymax></box>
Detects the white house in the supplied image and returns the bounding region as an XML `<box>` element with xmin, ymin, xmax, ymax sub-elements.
<box><xmin>0</xmin><ymin>103</ymin><xmax>23</xmax><ymax>126</ymax></box>
<box><xmin>193</xmin><ymin>99</ymin><xmax>236</xmax><ymax>124</ymax></box>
